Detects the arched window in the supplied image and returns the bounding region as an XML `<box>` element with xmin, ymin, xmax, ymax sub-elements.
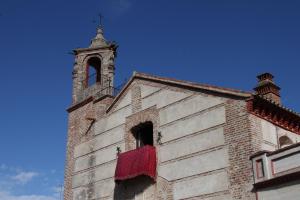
<box><xmin>86</xmin><ymin>57</ymin><xmax>101</xmax><ymax>87</ymax></box>
<box><xmin>131</xmin><ymin>121</ymin><xmax>153</xmax><ymax>148</ymax></box>
<box><xmin>279</xmin><ymin>136</ymin><xmax>293</xmax><ymax>148</ymax></box>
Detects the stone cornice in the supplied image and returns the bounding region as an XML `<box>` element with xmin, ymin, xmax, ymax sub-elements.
<box><xmin>73</xmin><ymin>43</ymin><xmax>118</xmax><ymax>55</ymax></box>
<box><xmin>66</xmin><ymin>97</ymin><xmax>93</xmax><ymax>113</ymax></box>
<box><xmin>66</xmin><ymin>95</ymin><xmax>114</xmax><ymax>113</ymax></box>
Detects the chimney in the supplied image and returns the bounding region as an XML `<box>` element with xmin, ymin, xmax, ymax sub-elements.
<box><xmin>254</xmin><ymin>72</ymin><xmax>281</xmax><ymax>105</ymax></box>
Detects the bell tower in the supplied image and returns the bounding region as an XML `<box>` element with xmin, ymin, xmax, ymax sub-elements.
<box><xmin>71</xmin><ymin>26</ymin><xmax>118</xmax><ymax>103</ymax></box>
<box><xmin>64</xmin><ymin>25</ymin><xmax>118</xmax><ymax>200</ymax></box>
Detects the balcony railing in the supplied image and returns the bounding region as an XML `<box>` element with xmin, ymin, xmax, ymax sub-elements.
<box><xmin>115</xmin><ymin>145</ymin><xmax>157</xmax><ymax>182</ymax></box>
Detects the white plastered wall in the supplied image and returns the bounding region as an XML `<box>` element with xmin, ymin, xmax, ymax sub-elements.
<box><xmin>139</xmin><ymin>84</ymin><xmax>231</xmax><ymax>199</ymax></box>
<box><xmin>72</xmin><ymin>82</ymin><xmax>232</xmax><ymax>200</ymax></box>
<box><xmin>260</xmin><ymin>119</ymin><xmax>300</xmax><ymax>151</ymax></box>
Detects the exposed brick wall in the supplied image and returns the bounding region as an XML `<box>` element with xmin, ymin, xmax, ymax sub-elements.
<box><xmin>249</xmin><ymin>114</ymin><xmax>263</xmax><ymax>153</ymax></box>
<box><xmin>131</xmin><ymin>84</ymin><xmax>142</xmax><ymax>113</ymax></box>
<box><xmin>224</xmin><ymin>99</ymin><xmax>263</xmax><ymax>200</ymax></box>
<box><xmin>125</xmin><ymin>106</ymin><xmax>159</xmax><ymax>151</ymax></box>
<box><xmin>156</xmin><ymin>177</ymin><xmax>173</xmax><ymax>200</ymax></box>
<box><xmin>64</xmin><ymin>102</ymin><xmax>90</xmax><ymax>200</ymax></box>
<box><xmin>63</xmin><ymin>97</ymin><xmax>113</xmax><ymax>200</ymax></box>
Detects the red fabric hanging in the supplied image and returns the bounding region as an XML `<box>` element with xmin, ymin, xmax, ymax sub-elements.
<box><xmin>114</xmin><ymin>145</ymin><xmax>156</xmax><ymax>182</ymax></box>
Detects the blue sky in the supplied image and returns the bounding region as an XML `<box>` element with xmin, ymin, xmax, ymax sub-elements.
<box><xmin>0</xmin><ymin>0</ymin><xmax>300</xmax><ymax>199</ymax></box>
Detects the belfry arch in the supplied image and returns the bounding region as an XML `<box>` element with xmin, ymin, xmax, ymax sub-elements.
<box><xmin>86</xmin><ymin>56</ymin><xmax>102</xmax><ymax>87</ymax></box>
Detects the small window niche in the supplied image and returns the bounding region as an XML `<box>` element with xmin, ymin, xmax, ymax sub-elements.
<box><xmin>131</xmin><ymin>121</ymin><xmax>154</xmax><ymax>148</ymax></box>
<box><xmin>86</xmin><ymin>57</ymin><xmax>101</xmax><ymax>87</ymax></box>
<box><xmin>279</xmin><ymin>136</ymin><xmax>293</xmax><ymax>148</ymax></box>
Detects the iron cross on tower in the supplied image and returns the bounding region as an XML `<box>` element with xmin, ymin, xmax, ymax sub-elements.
<box><xmin>98</xmin><ymin>13</ymin><xmax>104</xmax><ymax>28</ymax></box>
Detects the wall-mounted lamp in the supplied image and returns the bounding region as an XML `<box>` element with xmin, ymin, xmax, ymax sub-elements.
<box><xmin>157</xmin><ymin>131</ymin><xmax>163</xmax><ymax>145</ymax></box>
<box><xmin>116</xmin><ymin>146</ymin><xmax>121</xmax><ymax>155</ymax></box>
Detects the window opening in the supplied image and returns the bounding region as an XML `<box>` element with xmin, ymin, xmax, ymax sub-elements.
<box><xmin>131</xmin><ymin>122</ymin><xmax>153</xmax><ymax>148</ymax></box>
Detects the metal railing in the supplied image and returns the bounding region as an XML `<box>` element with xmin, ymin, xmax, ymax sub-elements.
<box><xmin>85</xmin><ymin>73</ymin><xmax>111</xmax><ymax>88</ymax></box>
<box><xmin>84</xmin><ymin>74</ymin><xmax>127</xmax><ymax>98</ymax></box>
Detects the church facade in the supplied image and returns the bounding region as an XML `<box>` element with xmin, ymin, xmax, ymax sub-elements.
<box><xmin>64</xmin><ymin>27</ymin><xmax>300</xmax><ymax>200</ymax></box>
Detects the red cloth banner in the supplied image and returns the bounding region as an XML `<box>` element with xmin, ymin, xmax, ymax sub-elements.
<box><xmin>114</xmin><ymin>145</ymin><xmax>157</xmax><ymax>182</ymax></box>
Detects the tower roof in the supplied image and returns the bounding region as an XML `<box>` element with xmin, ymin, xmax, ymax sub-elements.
<box><xmin>90</xmin><ymin>26</ymin><xmax>108</xmax><ymax>48</ymax></box>
<box><xmin>73</xmin><ymin>26</ymin><xmax>117</xmax><ymax>55</ymax></box>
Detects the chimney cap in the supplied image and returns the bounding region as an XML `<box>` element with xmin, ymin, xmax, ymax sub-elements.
<box><xmin>257</xmin><ymin>72</ymin><xmax>274</xmax><ymax>82</ymax></box>
<box><xmin>254</xmin><ymin>72</ymin><xmax>281</xmax><ymax>104</ymax></box>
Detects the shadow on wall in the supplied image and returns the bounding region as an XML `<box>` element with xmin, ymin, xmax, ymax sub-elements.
<box><xmin>113</xmin><ymin>176</ymin><xmax>154</xmax><ymax>200</ymax></box>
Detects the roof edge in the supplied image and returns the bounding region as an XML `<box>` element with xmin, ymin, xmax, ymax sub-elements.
<box><xmin>106</xmin><ymin>71</ymin><xmax>252</xmax><ymax>113</ymax></box>
<box><xmin>134</xmin><ymin>72</ymin><xmax>252</xmax><ymax>97</ymax></box>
